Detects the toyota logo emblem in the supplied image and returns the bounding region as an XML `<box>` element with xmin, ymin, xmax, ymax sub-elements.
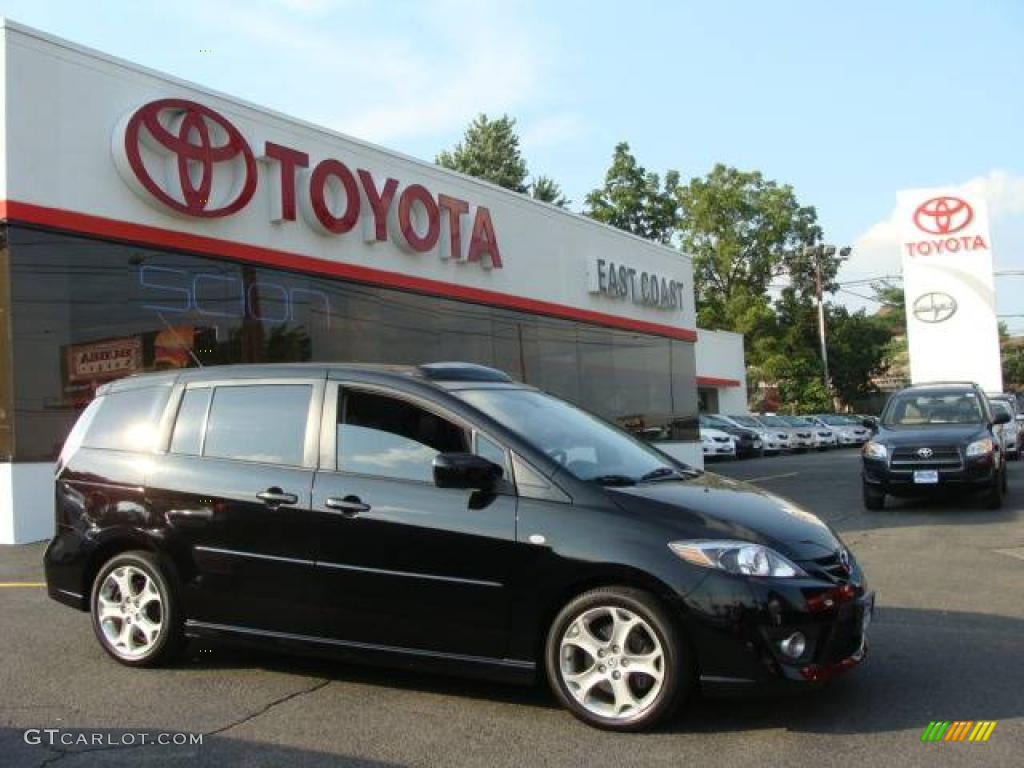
<box><xmin>913</xmin><ymin>196</ymin><xmax>973</xmax><ymax>235</ymax></box>
<box><xmin>912</xmin><ymin>292</ymin><xmax>958</xmax><ymax>324</ymax></box>
<box><xmin>114</xmin><ymin>99</ymin><xmax>257</xmax><ymax>218</ymax></box>
<box><xmin>916</xmin><ymin>447</ymin><xmax>934</xmax><ymax>459</ymax></box>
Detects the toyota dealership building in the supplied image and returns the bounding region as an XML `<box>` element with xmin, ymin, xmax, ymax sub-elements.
<box><xmin>0</xmin><ymin>21</ymin><xmax>745</xmax><ymax>544</ymax></box>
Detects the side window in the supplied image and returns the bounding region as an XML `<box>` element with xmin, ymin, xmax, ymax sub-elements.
<box><xmin>338</xmin><ymin>390</ymin><xmax>469</xmax><ymax>482</ymax></box>
<box><xmin>474</xmin><ymin>432</ymin><xmax>508</xmax><ymax>478</ymax></box>
<box><xmin>203</xmin><ymin>384</ymin><xmax>312</xmax><ymax>466</ymax></box>
<box><xmin>81</xmin><ymin>386</ymin><xmax>171</xmax><ymax>452</ymax></box>
<box><xmin>170</xmin><ymin>388</ymin><xmax>212</xmax><ymax>456</ymax></box>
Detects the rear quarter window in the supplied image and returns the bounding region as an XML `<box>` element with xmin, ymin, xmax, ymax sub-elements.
<box><xmin>81</xmin><ymin>386</ymin><xmax>171</xmax><ymax>452</ymax></box>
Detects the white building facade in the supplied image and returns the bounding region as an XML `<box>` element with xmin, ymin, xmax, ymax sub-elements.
<box><xmin>0</xmin><ymin>21</ymin><xmax>756</xmax><ymax>544</ymax></box>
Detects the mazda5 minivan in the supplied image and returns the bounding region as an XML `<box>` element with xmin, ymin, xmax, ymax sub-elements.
<box><xmin>45</xmin><ymin>363</ymin><xmax>872</xmax><ymax>731</ymax></box>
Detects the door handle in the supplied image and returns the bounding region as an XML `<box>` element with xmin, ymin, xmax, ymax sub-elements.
<box><xmin>257</xmin><ymin>488</ymin><xmax>298</xmax><ymax>506</ymax></box>
<box><xmin>324</xmin><ymin>496</ymin><xmax>370</xmax><ymax>517</ymax></box>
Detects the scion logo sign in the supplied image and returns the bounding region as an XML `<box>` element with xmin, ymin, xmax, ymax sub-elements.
<box><xmin>114</xmin><ymin>99</ymin><xmax>257</xmax><ymax>218</ymax></box>
<box><xmin>912</xmin><ymin>292</ymin><xmax>958</xmax><ymax>324</ymax></box>
<box><xmin>914</xmin><ymin>196</ymin><xmax>973</xmax><ymax>235</ymax></box>
<box><xmin>113</xmin><ymin>99</ymin><xmax>502</xmax><ymax>268</ymax></box>
<box><xmin>904</xmin><ymin>195</ymin><xmax>988</xmax><ymax>257</ymax></box>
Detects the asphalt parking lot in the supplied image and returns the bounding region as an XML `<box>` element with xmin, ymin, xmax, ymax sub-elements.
<box><xmin>2</xmin><ymin>448</ymin><xmax>1022</xmax><ymax>767</ymax></box>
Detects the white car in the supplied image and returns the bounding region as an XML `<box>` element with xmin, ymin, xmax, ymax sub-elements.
<box><xmin>782</xmin><ymin>415</ymin><xmax>834</xmax><ymax>450</ymax></box>
<box><xmin>717</xmin><ymin>414</ymin><xmax>782</xmax><ymax>454</ymax></box>
<box><xmin>809</xmin><ymin>414</ymin><xmax>871</xmax><ymax>446</ymax></box>
<box><xmin>987</xmin><ymin>395</ymin><xmax>1022</xmax><ymax>461</ymax></box>
<box><xmin>990</xmin><ymin>401</ymin><xmax>1019</xmax><ymax>460</ymax></box>
<box><xmin>700</xmin><ymin>427</ymin><xmax>736</xmax><ymax>459</ymax></box>
<box><xmin>759</xmin><ymin>414</ymin><xmax>810</xmax><ymax>451</ymax></box>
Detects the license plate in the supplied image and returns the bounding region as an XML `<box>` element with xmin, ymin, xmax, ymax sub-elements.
<box><xmin>913</xmin><ymin>470</ymin><xmax>939</xmax><ymax>484</ymax></box>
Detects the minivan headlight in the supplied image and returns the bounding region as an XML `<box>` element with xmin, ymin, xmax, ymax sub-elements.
<box><xmin>862</xmin><ymin>441</ymin><xmax>887</xmax><ymax>460</ymax></box>
<box><xmin>669</xmin><ymin>541</ymin><xmax>806</xmax><ymax>578</ymax></box>
<box><xmin>966</xmin><ymin>438</ymin><xmax>994</xmax><ymax>457</ymax></box>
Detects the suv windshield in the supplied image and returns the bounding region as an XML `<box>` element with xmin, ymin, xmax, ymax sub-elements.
<box><xmin>455</xmin><ymin>388</ymin><xmax>682</xmax><ymax>484</ymax></box>
<box><xmin>883</xmin><ymin>389</ymin><xmax>984</xmax><ymax>426</ymax></box>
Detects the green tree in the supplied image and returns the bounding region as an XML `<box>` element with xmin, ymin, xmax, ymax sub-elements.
<box><xmin>584</xmin><ymin>142</ymin><xmax>680</xmax><ymax>244</ymax></box>
<box><xmin>827</xmin><ymin>306</ymin><xmax>892</xmax><ymax>406</ymax></box>
<box><xmin>436</xmin><ymin>114</ymin><xmax>529</xmax><ymax>192</ymax></box>
<box><xmin>676</xmin><ymin>165</ymin><xmax>826</xmax><ymax>332</ymax></box>
<box><xmin>1003</xmin><ymin>346</ymin><xmax>1024</xmax><ymax>390</ymax></box>
<box><xmin>530</xmin><ymin>175</ymin><xmax>569</xmax><ymax>208</ymax></box>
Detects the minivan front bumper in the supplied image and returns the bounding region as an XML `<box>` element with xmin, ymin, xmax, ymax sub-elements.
<box><xmin>680</xmin><ymin>565</ymin><xmax>873</xmax><ymax>693</ymax></box>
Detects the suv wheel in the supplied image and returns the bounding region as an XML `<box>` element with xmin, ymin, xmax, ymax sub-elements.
<box><xmin>545</xmin><ymin>587</ymin><xmax>690</xmax><ymax>731</ymax></box>
<box><xmin>863</xmin><ymin>483</ymin><xmax>885</xmax><ymax>511</ymax></box>
<box><xmin>90</xmin><ymin>551</ymin><xmax>182</xmax><ymax>667</ymax></box>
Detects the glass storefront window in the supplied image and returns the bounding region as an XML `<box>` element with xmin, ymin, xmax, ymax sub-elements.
<box><xmin>3</xmin><ymin>224</ymin><xmax>698</xmax><ymax>461</ymax></box>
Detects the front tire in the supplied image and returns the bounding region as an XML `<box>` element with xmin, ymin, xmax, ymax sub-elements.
<box><xmin>90</xmin><ymin>551</ymin><xmax>183</xmax><ymax>667</ymax></box>
<box><xmin>984</xmin><ymin>471</ymin><xmax>1004</xmax><ymax>510</ymax></box>
<box><xmin>545</xmin><ymin>587</ymin><xmax>690</xmax><ymax>731</ymax></box>
<box><xmin>863</xmin><ymin>483</ymin><xmax>885</xmax><ymax>511</ymax></box>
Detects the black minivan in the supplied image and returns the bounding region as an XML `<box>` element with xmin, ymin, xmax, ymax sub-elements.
<box><xmin>45</xmin><ymin>363</ymin><xmax>872</xmax><ymax>731</ymax></box>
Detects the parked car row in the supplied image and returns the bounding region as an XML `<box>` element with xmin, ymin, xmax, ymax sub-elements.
<box><xmin>698</xmin><ymin>412</ymin><xmax>871</xmax><ymax>460</ymax></box>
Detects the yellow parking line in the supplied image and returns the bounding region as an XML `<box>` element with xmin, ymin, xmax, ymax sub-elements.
<box><xmin>0</xmin><ymin>582</ymin><xmax>45</xmax><ymax>587</ymax></box>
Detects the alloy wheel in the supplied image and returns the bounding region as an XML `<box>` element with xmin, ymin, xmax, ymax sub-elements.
<box><xmin>96</xmin><ymin>565</ymin><xmax>164</xmax><ymax>659</ymax></box>
<box><xmin>558</xmin><ymin>605</ymin><xmax>665</xmax><ymax>721</ymax></box>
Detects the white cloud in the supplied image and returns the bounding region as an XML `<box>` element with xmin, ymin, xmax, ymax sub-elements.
<box><xmin>195</xmin><ymin>0</ymin><xmax>549</xmax><ymax>144</ymax></box>
<box><xmin>521</xmin><ymin>112</ymin><xmax>586</xmax><ymax>152</ymax></box>
<box><xmin>837</xmin><ymin>170</ymin><xmax>1024</xmax><ymax>321</ymax></box>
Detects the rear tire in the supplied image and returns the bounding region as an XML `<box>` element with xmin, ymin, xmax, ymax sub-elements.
<box><xmin>545</xmin><ymin>587</ymin><xmax>691</xmax><ymax>732</ymax></box>
<box><xmin>90</xmin><ymin>550</ymin><xmax>183</xmax><ymax>667</ymax></box>
<box><xmin>863</xmin><ymin>483</ymin><xmax>885</xmax><ymax>511</ymax></box>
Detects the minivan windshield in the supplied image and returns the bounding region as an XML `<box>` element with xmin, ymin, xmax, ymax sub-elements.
<box><xmin>883</xmin><ymin>389</ymin><xmax>984</xmax><ymax>426</ymax></box>
<box><xmin>455</xmin><ymin>388</ymin><xmax>686</xmax><ymax>485</ymax></box>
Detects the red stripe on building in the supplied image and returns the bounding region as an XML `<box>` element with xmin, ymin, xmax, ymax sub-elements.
<box><xmin>0</xmin><ymin>200</ymin><xmax>699</xmax><ymax>343</ymax></box>
<box><xmin>696</xmin><ymin>375</ymin><xmax>743</xmax><ymax>388</ymax></box>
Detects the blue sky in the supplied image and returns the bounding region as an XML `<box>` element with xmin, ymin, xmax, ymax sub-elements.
<box><xmin>3</xmin><ymin>0</ymin><xmax>1023</xmax><ymax>328</ymax></box>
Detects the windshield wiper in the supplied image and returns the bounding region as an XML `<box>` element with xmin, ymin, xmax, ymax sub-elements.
<box><xmin>640</xmin><ymin>467</ymin><xmax>682</xmax><ymax>482</ymax></box>
<box><xmin>588</xmin><ymin>474</ymin><xmax>637</xmax><ymax>487</ymax></box>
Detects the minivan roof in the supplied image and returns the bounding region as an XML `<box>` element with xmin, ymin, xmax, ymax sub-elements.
<box><xmin>97</xmin><ymin>362</ymin><xmax>521</xmax><ymax>395</ymax></box>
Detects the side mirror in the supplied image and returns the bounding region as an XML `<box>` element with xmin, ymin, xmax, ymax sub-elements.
<box><xmin>433</xmin><ymin>452</ymin><xmax>502</xmax><ymax>490</ymax></box>
<box><xmin>862</xmin><ymin>417</ymin><xmax>878</xmax><ymax>430</ymax></box>
<box><xmin>992</xmin><ymin>411</ymin><xmax>1011</xmax><ymax>426</ymax></box>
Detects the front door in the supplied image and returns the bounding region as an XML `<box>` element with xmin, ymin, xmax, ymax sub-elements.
<box><xmin>313</xmin><ymin>384</ymin><xmax>517</xmax><ymax>659</ymax></box>
<box><xmin>148</xmin><ymin>379</ymin><xmax>323</xmax><ymax>636</ymax></box>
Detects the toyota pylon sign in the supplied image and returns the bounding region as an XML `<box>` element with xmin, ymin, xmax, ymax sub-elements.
<box><xmin>898</xmin><ymin>187</ymin><xmax>1002</xmax><ymax>392</ymax></box>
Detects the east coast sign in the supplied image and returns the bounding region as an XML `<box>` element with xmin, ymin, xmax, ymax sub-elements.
<box><xmin>112</xmin><ymin>99</ymin><xmax>502</xmax><ymax>268</ymax></box>
<box><xmin>587</xmin><ymin>258</ymin><xmax>686</xmax><ymax>312</ymax></box>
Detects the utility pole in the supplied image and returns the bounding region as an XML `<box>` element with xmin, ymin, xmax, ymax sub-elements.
<box><xmin>803</xmin><ymin>244</ymin><xmax>851</xmax><ymax>394</ymax></box>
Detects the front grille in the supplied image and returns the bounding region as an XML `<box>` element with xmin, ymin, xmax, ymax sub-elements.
<box><xmin>796</xmin><ymin>431</ymin><xmax>811</xmax><ymax>439</ymax></box>
<box><xmin>712</xmin><ymin>436</ymin><xmax>730</xmax><ymax>443</ymax></box>
<box><xmin>891</xmin><ymin>445</ymin><xmax>962</xmax><ymax>471</ymax></box>
<box><xmin>801</xmin><ymin>551</ymin><xmax>851</xmax><ymax>584</ymax></box>
<box><xmin>822</xmin><ymin>613</ymin><xmax>863</xmax><ymax>662</ymax></box>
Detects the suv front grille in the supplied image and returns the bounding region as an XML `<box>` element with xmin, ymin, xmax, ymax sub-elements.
<box><xmin>891</xmin><ymin>445</ymin><xmax>962</xmax><ymax>471</ymax></box>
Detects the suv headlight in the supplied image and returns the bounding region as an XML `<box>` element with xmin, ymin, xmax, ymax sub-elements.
<box><xmin>966</xmin><ymin>438</ymin><xmax>994</xmax><ymax>457</ymax></box>
<box><xmin>863</xmin><ymin>441</ymin><xmax>887</xmax><ymax>459</ymax></box>
<box><xmin>669</xmin><ymin>540</ymin><xmax>806</xmax><ymax>578</ymax></box>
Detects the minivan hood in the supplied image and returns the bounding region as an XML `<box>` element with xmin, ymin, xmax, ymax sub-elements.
<box><xmin>608</xmin><ymin>473</ymin><xmax>840</xmax><ymax>560</ymax></box>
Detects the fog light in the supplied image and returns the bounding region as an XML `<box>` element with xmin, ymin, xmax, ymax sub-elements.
<box><xmin>779</xmin><ymin>631</ymin><xmax>807</xmax><ymax>659</ymax></box>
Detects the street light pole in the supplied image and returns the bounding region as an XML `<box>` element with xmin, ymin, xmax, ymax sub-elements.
<box><xmin>802</xmin><ymin>244</ymin><xmax>850</xmax><ymax>395</ymax></box>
